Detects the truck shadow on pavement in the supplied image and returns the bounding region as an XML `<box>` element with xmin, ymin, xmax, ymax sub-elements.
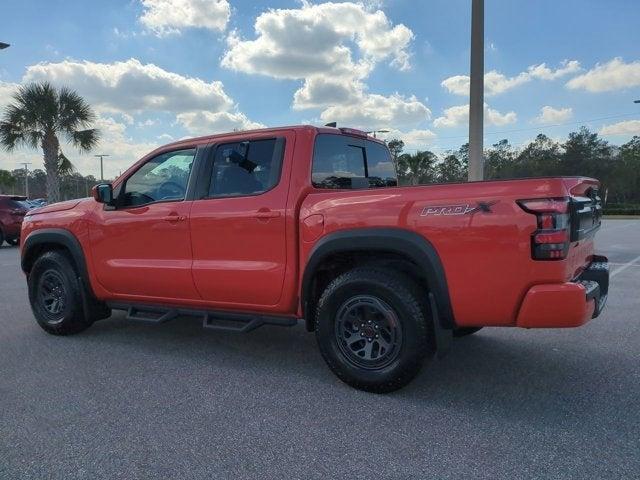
<box><xmin>79</xmin><ymin>310</ymin><xmax>619</xmax><ymax>423</ymax></box>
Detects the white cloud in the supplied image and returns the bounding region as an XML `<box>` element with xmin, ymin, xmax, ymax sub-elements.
<box><xmin>566</xmin><ymin>58</ymin><xmax>640</xmax><ymax>93</ymax></box>
<box><xmin>378</xmin><ymin>128</ymin><xmax>437</xmax><ymax>150</ymax></box>
<box><xmin>221</xmin><ymin>2</ymin><xmax>413</xmax><ymax>79</ymax></box>
<box><xmin>319</xmin><ymin>93</ymin><xmax>430</xmax><ymax>130</ymax></box>
<box><xmin>0</xmin><ymin>81</ymin><xmax>19</xmax><ymax>111</ymax></box>
<box><xmin>534</xmin><ymin>106</ymin><xmax>573</xmax><ymax>124</ymax></box>
<box><xmin>433</xmin><ymin>104</ymin><xmax>517</xmax><ymax>128</ymax></box>
<box><xmin>486</xmin><ymin>106</ymin><xmax>517</xmax><ymax>126</ymax></box>
<box><xmin>140</xmin><ymin>0</ymin><xmax>230</xmax><ymax>36</ymax></box>
<box><xmin>220</xmin><ymin>1</ymin><xmax>425</xmax><ymax>131</ymax></box>
<box><xmin>599</xmin><ymin>120</ymin><xmax>640</xmax><ymax>136</ymax></box>
<box><xmin>24</xmin><ymin>59</ymin><xmax>234</xmax><ymax>115</ymax></box>
<box><xmin>176</xmin><ymin>111</ymin><xmax>265</xmax><ymax>135</ymax></box>
<box><xmin>21</xmin><ymin>59</ymin><xmax>261</xmax><ymax>137</ymax></box>
<box><xmin>442</xmin><ymin>60</ymin><xmax>581</xmax><ymax>96</ymax></box>
<box><xmin>527</xmin><ymin>60</ymin><xmax>580</xmax><ymax>80</ymax></box>
<box><xmin>292</xmin><ymin>76</ymin><xmax>363</xmax><ymax>110</ymax></box>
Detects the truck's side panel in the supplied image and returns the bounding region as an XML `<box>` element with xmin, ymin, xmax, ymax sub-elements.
<box><xmin>299</xmin><ymin>178</ymin><xmax>592</xmax><ymax>327</ymax></box>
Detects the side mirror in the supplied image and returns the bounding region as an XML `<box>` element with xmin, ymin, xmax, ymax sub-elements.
<box><xmin>92</xmin><ymin>183</ymin><xmax>113</xmax><ymax>204</ymax></box>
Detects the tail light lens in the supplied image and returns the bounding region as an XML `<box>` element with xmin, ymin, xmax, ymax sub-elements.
<box><xmin>518</xmin><ymin>197</ymin><xmax>571</xmax><ymax>260</ymax></box>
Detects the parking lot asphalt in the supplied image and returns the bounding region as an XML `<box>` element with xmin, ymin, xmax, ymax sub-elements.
<box><xmin>0</xmin><ymin>219</ymin><xmax>639</xmax><ymax>479</ymax></box>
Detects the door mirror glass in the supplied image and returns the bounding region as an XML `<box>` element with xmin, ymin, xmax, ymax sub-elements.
<box><xmin>92</xmin><ymin>183</ymin><xmax>113</xmax><ymax>204</ymax></box>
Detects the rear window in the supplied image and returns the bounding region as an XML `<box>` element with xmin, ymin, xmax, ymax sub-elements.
<box><xmin>312</xmin><ymin>134</ymin><xmax>397</xmax><ymax>189</ymax></box>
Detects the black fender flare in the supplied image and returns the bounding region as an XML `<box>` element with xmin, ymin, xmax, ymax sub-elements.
<box><xmin>301</xmin><ymin>228</ymin><xmax>456</xmax><ymax>330</ymax></box>
<box><xmin>21</xmin><ymin>228</ymin><xmax>110</xmax><ymax>320</ymax></box>
<box><xmin>22</xmin><ymin>228</ymin><xmax>93</xmax><ymax>293</ymax></box>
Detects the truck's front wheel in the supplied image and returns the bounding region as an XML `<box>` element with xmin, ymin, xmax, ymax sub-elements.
<box><xmin>28</xmin><ymin>251</ymin><xmax>94</xmax><ymax>335</ymax></box>
<box><xmin>315</xmin><ymin>268</ymin><xmax>434</xmax><ymax>393</ymax></box>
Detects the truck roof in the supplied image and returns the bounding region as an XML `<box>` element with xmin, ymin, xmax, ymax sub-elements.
<box><xmin>162</xmin><ymin>124</ymin><xmax>387</xmax><ymax>149</ymax></box>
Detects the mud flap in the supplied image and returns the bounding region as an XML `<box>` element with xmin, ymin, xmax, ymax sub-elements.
<box><xmin>429</xmin><ymin>292</ymin><xmax>452</xmax><ymax>358</ymax></box>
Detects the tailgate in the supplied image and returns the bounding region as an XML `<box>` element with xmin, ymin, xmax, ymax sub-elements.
<box><xmin>564</xmin><ymin>178</ymin><xmax>603</xmax><ymax>279</ymax></box>
<box><xmin>567</xmin><ymin>178</ymin><xmax>603</xmax><ymax>242</ymax></box>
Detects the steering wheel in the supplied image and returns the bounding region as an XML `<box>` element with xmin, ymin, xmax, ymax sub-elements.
<box><xmin>156</xmin><ymin>181</ymin><xmax>186</xmax><ymax>200</ymax></box>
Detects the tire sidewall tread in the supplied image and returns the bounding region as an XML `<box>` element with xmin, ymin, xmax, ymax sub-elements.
<box><xmin>28</xmin><ymin>250</ymin><xmax>93</xmax><ymax>336</ymax></box>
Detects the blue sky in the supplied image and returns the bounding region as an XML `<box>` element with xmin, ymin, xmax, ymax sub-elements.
<box><xmin>1</xmin><ymin>0</ymin><xmax>639</xmax><ymax>177</ymax></box>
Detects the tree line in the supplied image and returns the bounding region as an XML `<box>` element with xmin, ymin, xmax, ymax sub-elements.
<box><xmin>0</xmin><ymin>167</ymin><xmax>99</xmax><ymax>200</ymax></box>
<box><xmin>391</xmin><ymin>128</ymin><xmax>640</xmax><ymax>214</ymax></box>
<box><xmin>1</xmin><ymin>82</ymin><xmax>639</xmax><ymax>214</ymax></box>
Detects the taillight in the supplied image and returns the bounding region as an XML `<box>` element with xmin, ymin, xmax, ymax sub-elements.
<box><xmin>518</xmin><ymin>197</ymin><xmax>571</xmax><ymax>261</ymax></box>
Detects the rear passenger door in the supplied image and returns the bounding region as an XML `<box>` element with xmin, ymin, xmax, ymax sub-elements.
<box><xmin>189</xmin><ymin>133</ymin><xmax>291</xmax><ymax>308</ymax></box>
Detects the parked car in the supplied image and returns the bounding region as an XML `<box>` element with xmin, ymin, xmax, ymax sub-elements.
<box><xmin>0</xmin><ymin>195</ymin><xmax>28</xmax><ymax>246</ymax></box>
<box><xmin>19</xmin><ymin>125</ymin><xmax>608</xmax><ymax>392</ymax></box>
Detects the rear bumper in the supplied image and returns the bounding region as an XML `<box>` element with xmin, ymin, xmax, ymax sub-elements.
<box><xmin>516</xmin><ymin>255</ymin><xmax>609</xmax><ymax>328</ymax></box>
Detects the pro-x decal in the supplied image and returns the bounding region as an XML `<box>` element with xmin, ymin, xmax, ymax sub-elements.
<box><xmin>420</xmin><ymin>201</ymin><xmax>498</xmax><ymax>217</ymax></box>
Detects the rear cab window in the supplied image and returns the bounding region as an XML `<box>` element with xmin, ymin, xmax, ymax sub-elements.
<box><xmin>312</xmin><ymin>134</ymin><xmax>397</xmax><ymax>189</ymax></box>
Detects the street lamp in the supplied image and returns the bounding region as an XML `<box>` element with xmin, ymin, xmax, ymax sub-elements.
<box><xmin>366</xmin><ymin>129</ymin><xmax>390</xmax><ymax>138</ymax></box>
<box><xmin>94</xmin><ymin>154</ymin><xmax>110</xmax><ymax>181</ymax></box>
<box><xmin>0</xmin><ymin>42</ymin><xmax>10</xmax><ymax>50</ymax></box>
<box><xmin>468</xmin><ymin>0</ymin><xmax>484</xmax><ymax>181</ymax></box>
<box><xmin>634</xmin><ymin>100</ymin><xmax>640</xmax><ymax>104</ymax></box>
<box><xmin>20</xmin><ymin>162</ymin><xmax>32</xmax><ymax>198</ymax></box>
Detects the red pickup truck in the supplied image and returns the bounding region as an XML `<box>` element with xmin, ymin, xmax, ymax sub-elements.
<box><xmin>20</xmin><ymin>125</ymin><xmax>608</xmax><ymax>392</ymax></box>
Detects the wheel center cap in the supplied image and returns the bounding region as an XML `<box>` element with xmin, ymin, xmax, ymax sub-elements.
<box><xmin>361</xmin><ymin>325</ymin><xmax>375</xmax><ymax>338</ymax></box>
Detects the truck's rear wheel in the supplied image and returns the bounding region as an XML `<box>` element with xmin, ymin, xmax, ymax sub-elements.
<box><xmin>28</xmin><ymin>251</ymin><xmax>94</xmax><ymax>335</ymax></box>
<box><xmin>315</xmin><ymin>268</ymin><xmax>434</xmax><ymax>393</ymax></box>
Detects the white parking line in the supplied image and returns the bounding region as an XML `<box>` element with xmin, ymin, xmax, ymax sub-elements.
<box><xmin>611</xmin><ymin>253</ymin><xmax>640</xmax><ymax>278</ymax></box>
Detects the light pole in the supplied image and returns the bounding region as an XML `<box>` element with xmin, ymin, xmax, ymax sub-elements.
<box><xmin>366</xmin><ymin>129</ymin><xmax>390</xmax><ymax>139</ymax></box>
<box><xmin>94</xmin><ymin>154</ymin><xmax>109</xmax><ymax>181</ymax></box>
<box><xmin>634</xmin><ymin>100</ymin><xmax>640</xmax><ymax>104</ymax></box>
<box><xmin>20</xmin><ymin>162</ymin><xmax>32</xmax><ymax>198</ymax></box>
<box><xmin>0</xmin><ymin>42</ymin><xmax>9</xmax><ymax>50</ymax></box>
<box><xmin>468</xmin><ymin>0</ymin><xmax>484</xmax><ymax>181</ymax></box>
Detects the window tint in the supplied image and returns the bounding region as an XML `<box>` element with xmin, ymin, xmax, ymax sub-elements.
<box><xmin>209</xmin><ymin>138</ymin><xmax>283</xmax><ymax>197</ymax></box>
<box><xmin>121</xmin><ymin>149</ymin><xmax>195</xmax><ymax>207</ymax></box>
<box><xmin>365</xmin><ymin>141</ymin><xmax>397</xmax><ymax>187</ymax></box>
<box><xmin>312</xmin><ymin>134</ymin><xmax>397</xmax><ymax>189</ymax></box>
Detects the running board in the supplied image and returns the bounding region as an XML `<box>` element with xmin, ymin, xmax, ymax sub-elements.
<box><xmin>109</xmin><ymin>303</ymin><xmax>298</xmax><ymax>333</ymax></box>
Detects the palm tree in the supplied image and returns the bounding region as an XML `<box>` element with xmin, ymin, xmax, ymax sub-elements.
<box><xmin>397</xmin><ymin>150</ymin><xmax>438</xmax><ymax>185</ymax></box>
<box><xmin>0</xmin><ymin>82</ymin><xmax>99</xmax><ymax>203</ymax></box>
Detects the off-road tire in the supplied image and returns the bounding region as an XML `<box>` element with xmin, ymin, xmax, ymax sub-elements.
<box><xmin>28</xmin><ymin>251</ymin><xmax>94</xmax><ymax>335</ymax></box>
<box><xmin>315</xmin><ymin>268</ymin><xmax>434</xmax><ymax>393</ymax></box>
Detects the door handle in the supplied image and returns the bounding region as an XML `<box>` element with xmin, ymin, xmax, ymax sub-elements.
<box><xmin>162</xmin><ymin>214</ymin><xmax>186</xmax><ymax>222</ymax></box>
<box><xmin>254</xmin><ymin>209</ymin><xmax>281</xmax><ymax>220</ymax></box>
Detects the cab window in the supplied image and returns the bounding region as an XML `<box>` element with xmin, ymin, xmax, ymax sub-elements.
<box><xmin>312</xmin><ymin>134</ymin><xmax>397</xmax><ymax>189</ymax></box>
<box><xmin>119</xmin><ymin>149</ymin><xmax>195</xmax><ymax>207</ymax></box>
<box><xmin>208</xmin><ymin>138</ymin><xmax>284</xmax><ymax>197</ymax></box>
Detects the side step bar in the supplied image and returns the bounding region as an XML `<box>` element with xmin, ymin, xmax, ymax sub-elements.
<box><xmin>109</xmin><ymin>303</ymin><xmax>298</xmax><ymax>333</ymax></box>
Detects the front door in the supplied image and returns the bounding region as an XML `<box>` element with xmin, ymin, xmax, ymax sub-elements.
<box><xmin>189</xmin><ymin>134</ymin><xmax>290</xmax><ymax>308</ymax></box>
<box><xmin>89</xmin><ymin>147</ymin><xmax>200</xmax><ymax>301</ymax></box>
